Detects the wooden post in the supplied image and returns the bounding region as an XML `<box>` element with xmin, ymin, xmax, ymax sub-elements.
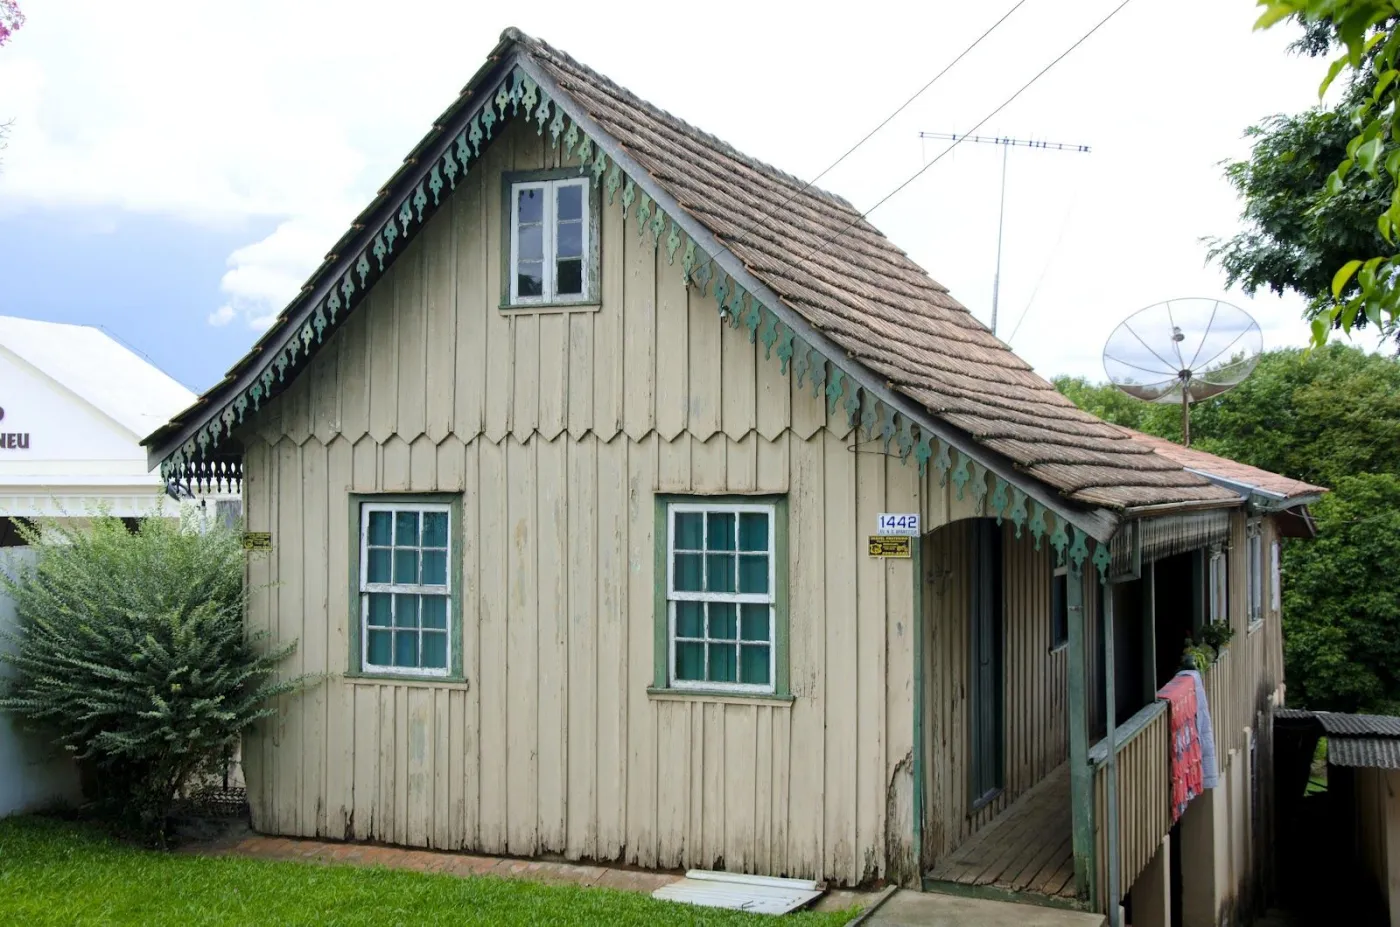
<box><xmin>1067</xmin><ymin>565</ymin><xmax>1095</xmax><ymax>904</ymax></box>
<box><xmin>1142</xmin><ymin>561</ymin><xmax>1157</xmax><ymax>700</ymax></box>
<box><xmin>1104</xmin><ymin>580</ymin><xmax>1121</xmax><ymax>926</ymax></box>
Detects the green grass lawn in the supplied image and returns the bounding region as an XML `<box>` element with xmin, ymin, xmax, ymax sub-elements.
<box><xmin>0</xmin><ymin>816</ymin><xmax>857</xmax><ymax>926</ymax></box>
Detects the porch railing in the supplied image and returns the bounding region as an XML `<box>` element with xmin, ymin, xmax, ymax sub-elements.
<box><xmin>1089</xmin><ymin>700</ymin><xmax>1170</xmax><ymax>912</ymax></box>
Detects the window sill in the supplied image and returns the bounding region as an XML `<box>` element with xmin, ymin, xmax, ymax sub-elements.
<box><xmin>646</xmin><ymin>686</ymin><xmax>794</xmax><ymax>708</ymax></box>
<box><xmin>1048</xmin><ymin>641</ymin><xmax>1068</xmax><ymax>654</ymax></box>
<box><xmin>968</xmin><ymin>787</ymin><xmax>1003</xmax><ymax>814</ymax></box>
<box><xmin>1248</xmin><ymin>619</ymin><xmax>1264</xmax><ymax>636</ymax></box>
<box><xmin>499</xmin><ymin>300</ymin><xmax>601</xmax><ymax>314</ymax></box>
<box><xmin>345</xmin><ymin>673</ymin><xmax>470</xmax><ymax>691</ymax></box>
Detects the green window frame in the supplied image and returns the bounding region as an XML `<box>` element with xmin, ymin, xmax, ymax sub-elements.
<box><xmin>652</xmin><ymin>495</ymin><xmax>790</xmax><ymax>698</ymax></box>
<box><xmin>348</xmin><ymin>493</ymin><xmax>464</xmax><ymax>681</ymax></box>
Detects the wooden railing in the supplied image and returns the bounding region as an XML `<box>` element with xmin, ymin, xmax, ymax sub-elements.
<box><xmin>1089</xmin><ymin>700</ymin><xmax>1170</xmax><ymax>912</ymax></box>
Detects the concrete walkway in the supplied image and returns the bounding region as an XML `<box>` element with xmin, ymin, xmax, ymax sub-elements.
<box><xmin>865</xmin><ymin>890</ymin><xmax>1106</xmax><ymax>927</ymax></box>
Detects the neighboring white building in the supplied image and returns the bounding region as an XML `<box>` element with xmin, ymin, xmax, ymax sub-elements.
<box><xmin>0</xmin><ymin>314</ymin><xmax>203</xmax><ymax>816</ymax></box>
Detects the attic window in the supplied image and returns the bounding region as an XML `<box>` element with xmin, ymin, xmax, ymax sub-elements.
<box><xmin>508</xmin><ymin>176</ymin><xmax>592</xmax><ymax>306</ymax></box>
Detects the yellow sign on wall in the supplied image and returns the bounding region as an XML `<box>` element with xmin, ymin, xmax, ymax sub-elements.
<box><xmin>867</xmin><ymin>535</ymin><xmax>911</xmax><ymax>559</ymax></box>
<box><xmin>242</xmin><ymin>532</ymin><xmax>273</xmax><ymax>552</ymax></box>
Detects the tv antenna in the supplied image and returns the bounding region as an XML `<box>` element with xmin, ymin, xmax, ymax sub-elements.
<box><xmin>918</xmin><ymin>132</ymin><xmax>1091</xmax><ymax>336</ymax></box>
<box><xmin>1103</xmin><ymin>298</ymin><xmax>1263</xmax><ymax>447</ymax></box>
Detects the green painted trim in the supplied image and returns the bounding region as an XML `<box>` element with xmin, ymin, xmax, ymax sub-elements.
<box><xmin>921</xmin><ymin>878</ymin><xmax>1089</xmax><ymax>912</ymax></box>
<box><xmin>650</xmin><ymin>493</ymin><xmax>790</xmax><ymax>698</ymax></box>
<box><xmin>1066</xmin><ymin>566</ymin><xmax>1096</xmax><ymax>907</ymax></box>
<box><xmin>346</xmin><ymin>492</ymin><xmax>466</xmax><ymax>683</ymax></box>
<box><xmin>912</xmin><ymin>533</ymin><xmax>926</xmax><ymax>870</ymax></box>
<box><xmin>499</xmin><ymin>166</ymin><xmax>603</xmax><ymax>310</ymax></box>
<box><xmin>1088</xmin><ymin>700</ymin><xmax>1166</xmax><ymax>767</ymax></box>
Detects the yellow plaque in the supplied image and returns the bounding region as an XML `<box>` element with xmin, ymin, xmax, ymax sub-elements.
<box><xmin>242</xmin><ymin>531</ymin><xmax>273</xmax><ymax>552</ymax></box>
<box><xmin>867</xmin><ymin>535</ymin><xmax>911</xmax><ymax>558</ymax></box>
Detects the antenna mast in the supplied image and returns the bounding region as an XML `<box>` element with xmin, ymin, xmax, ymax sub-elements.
<box><xmin>918</xmin><ymin>132</ymin><xmax>1091</xmax><ymax>336</ymax></box>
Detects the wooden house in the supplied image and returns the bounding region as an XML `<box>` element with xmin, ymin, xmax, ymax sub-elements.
<box><xmin>142</xmin><ymin>29</ymin><xmax>1323</xmax><ymax>923</ymax></box>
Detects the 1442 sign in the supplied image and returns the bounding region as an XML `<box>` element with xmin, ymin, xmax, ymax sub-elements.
<box><xmin>0</xmin><ymin>406</ymin><xmax>30</xmax><ymax>450</ymax></box>
<box><xmin>876</xmin><ymin>513</ymin><xmax>920</xmax><ymax>536</ymax></box>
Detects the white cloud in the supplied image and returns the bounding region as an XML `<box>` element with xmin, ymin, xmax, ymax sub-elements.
<box><xmin>0</xmin><ymin>0</ymin><xmax>1361</xmax><ymax>370</ymax></box>
<box><xmin>207</xmin><ymin>305</ymin><xmax>236</xmax><ymax>327</ymax></box>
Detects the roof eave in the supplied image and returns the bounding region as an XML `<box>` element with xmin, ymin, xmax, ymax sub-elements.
<box><xmin>1182</xmin><ymin>467</ymin><xmax>1325</xmax><ymax>512</ymax></box>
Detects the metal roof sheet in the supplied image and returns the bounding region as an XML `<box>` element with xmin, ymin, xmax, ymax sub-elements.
<box><xmin>1329</xmin><ymin>737</ymin><xmax>1400</xmax><ymax>770</ymax></box>
<box><xmin>1313</xmin><ymin>712</ymin><xmax>1400</xmax><ymax>737</ymax></box>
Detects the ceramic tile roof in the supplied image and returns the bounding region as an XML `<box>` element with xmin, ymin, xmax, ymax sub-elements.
<box><xmin>1113</xmin><ymin>427</ymin><xmax>1326</xmax><ymax>502</ymax></box>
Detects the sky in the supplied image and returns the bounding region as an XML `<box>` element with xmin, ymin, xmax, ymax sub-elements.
<box><xmin>0</xmin><ymin>0</ymin><xmax>1386</xmax><ymax>393</ymax></box>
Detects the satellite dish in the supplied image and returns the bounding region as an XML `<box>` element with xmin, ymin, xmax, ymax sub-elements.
<box><xmin>1103</xmin><ymin>298</ymin><xmax>1262</xmax><ymax>447</ymax></box>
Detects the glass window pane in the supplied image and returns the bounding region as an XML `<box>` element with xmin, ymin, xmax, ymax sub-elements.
<box><xmin>739</xmin><ymin>512</ymin><xmax>768</xmax><ymax>552</ymax></box>
<box><xmin>367</xmin><ymin>592</ymin><xmax>393</xmax><ymax>627</ymax></box>
<box><xmin>706</xmin><ymin>512</ymin><xmax>736</xmax><ymax>551</ymax></box>
<box><xmin>394</xmin><ymin>630</ymin><xmax>419</xmax><ymax>668</ymax></box>
<box><xmin>557</xmin><ymin>221</ymin><xmax>582</xmax><ymax>258</ymax></box>
<box><xmin>394</xmin><ymin>549</ymin><xmax>419</xmax><ymax>584</ymax></box>
<box><xmin>675</xmin><ymin>642</ymin><xmax>705</xmax><ymax>681</ymax></box>
<box><xmin>422</xmin><ymin>512</ymin><xmax>448</xmax><ymax>548</ymax></box>
<box><xmin>673</xmin><ymin>553</ymin><xmax>703</xmax><ymax>592</ymax></box>
<box><xmin>394</xmin><ymin>593</ymin><xmax>419</xmax><ymax>628</ymax></box>
<box><xmin>367</xmin><ymin>629</ymin><xmax>392</xmax><ymax>666</ymax></box>
<box><xmin>738</xmin><ymin>554</ymin><xmax>769</xmax><ymax>594</ymax></box>
<box><xmin>708</xmin><ymin>602</ymin><xmax>737</xmax><ymax>640</ymax></box>
<box><xmin>367</xmin><ymin>511</ymin><xmax>392</xmax><ymax>546</ymax></box>
<box><xmin>394</xmin><ymin>511</ymin><xmax>419</xmax><ymax>546</ymax></box>
<box><xmin>421</xmin><ymin>550</ymin><xmax>448</xmax><ymax>586</ymax></box>
<box><xmin>556</xmin><ymin>258</ymin><xmax>582</xmax><ymax>296</ymax></box>
<box><xmin>708</xmin><ymin>643</ymin><xmax>737</xmax><ymax>683</ymax></box>
<box><xmin>740</xmin><ymin>645</ymin><xmax>770</xmax><ymax>686</ymax></box>
<box><xmin>674</xmin><ymin>512</ymin><xmax>703</xmax><ymax>550</ymax></box>
<box><xmin>675</xmin><ymin>601</ymin><xmax>704</xmax><ymax>638</ymax></box>
<box><xmin>421</xmin><ymin>595</ymin><xmax>447</xmax><ymax>630</ymax></box>
<box><xmin>516</xmin><ymin>187</ymin><xmax>544</xmax><ymax>223</ymax></box>
<box><xmin>706</xmin><ymin>554</ymin><xmax>736</xmax><ymax>593</ymax></box>
<box><xmin>366</xmin><ymin>548</ymin><xmax>392</xmax><ymax>584</ymax></box>
<box><xmin>740</xmin><ymin>604</ymin><xmax>769</xmax><ymax>641</ymax></box>
<box><xmin>421</xmin><ymin>631</ymin><xmax>447</xmax><ymax>669</ymax></box>
<box><xmin>517</xmin><ymin>263</ymin><xmax>544</xmax><ymax>298</ymax></box>
<box><xmin>556</xmin><ymin>184</ymin><xmax>582</xmax><ymax>221</ymax></box>
<box><xmin>517</xmin><ymin>224</ymin><xmax>543</xmax><ymax>261</ymax></box>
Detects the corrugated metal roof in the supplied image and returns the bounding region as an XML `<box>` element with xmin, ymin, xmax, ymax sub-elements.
<box><xmin>1275</xmin><ymin>710</ymin><xmax>1400</xmax><ymax>769</ymax></box>
<box><xmin>1329</xmin><ymin>737</ymin><xmax>1400</xmax><ymax>770</ymax></box>
<box><xmin>653</xmin><ymin>870</ymin><xmax>824</xmax><ymax>915</ymax></box>
<box><xmin>1313</xmin><ymin>712</ymin><xmax>1400</xmax><ymax>737</ymax></box>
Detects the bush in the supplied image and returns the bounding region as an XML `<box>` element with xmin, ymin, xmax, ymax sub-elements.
<box><xmin>0</xmin><ymin>511</ymin><xmax>297</xmax><ymax>842</ymax></box>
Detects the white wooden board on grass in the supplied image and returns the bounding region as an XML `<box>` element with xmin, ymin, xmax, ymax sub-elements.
<box><xmin>653</xmin><ymin>870</ymin><xmax>825</xmax><ymax>915</ymax></box>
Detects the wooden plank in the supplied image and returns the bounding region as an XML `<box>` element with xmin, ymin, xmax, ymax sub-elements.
<box><xmin>324</xmin><ymin>438</ymin><xmax>354</xmax><ymax>838</ymax></box>
<box><xmin>395</xmin><ymin>234</ymin><xmax>427</xmax><ymax>442</ymax></box>
<box><xmin>506</xmin><ymin>437</ymin><xmax>539</xmax><ymax>855</ymax></box>
<box><xmin>409</xmin><ymin>435</ymin><xmax>436</xmax><ymax>492</ymax></box>
<box><xmin>477</xmin><ymin>437</ymin><xmax>508</xmax><ymax>852</ymax></box>
<box><xmin>686</xmin><ymin>283</ymin><xmax>720</xmax><ymax>442</ymax></box>
<box><xmin>687</xmin><ymin>700</ymin><xmax>703</xmax><ymax>869</ymax></box>
<box><xmin>566</xmin><ymin>312</ymin><xmax>593</xmax><ymax>439</ymax></box>
<box><xmin>367</xmin><ymin>283</ymin><xmax>398</xmax><ymax>445</ymax></box>
<box><xmin>406</xmin><ymin>687</ymin><xmax>432</xmax><ymax>846</ymax></box>
<box><xmin>275</xmin><ymin>442</ymin><xmax>303</xmax><ymax>835</ymax></box>
<box><xmin>690</xmin><ymin>433</ymin><xmax>726</xmax><ymax>494</ymax></box>
<box><xmin>756</xmin><ymin>432</ymin><xmax>789</xmax><ymax>494</ymax></box>
<box><xmin>594</xmin><ymin>435</ymin><xmax>628</xmax><ymax>860</ymax></box>
<box><xmin>622</xmin><ymin>205</ymin><xmax>656</xmax><ymax>441</ymax></box>
<box><xmin>565</xmin><ymin>436</ymin><xmax>598</xmax><ymax>859</ymax></box>
<box><xmin>461</xmin><ymin>440</ymin><xmax>482</xmax><ymax>850</ymax></box>
<box><xmin>394</xmin><ymin>685</ymin><xmax>409</xmax><ymax>846</ymax></box>
<box><xmin>452</xmin><ymin>160</ymin><xmax>487</xmax><ymax>441</ymax></box>
<box><xmin>311</xmin><ymin>328</ymin><xmax>341</xmax><ymax>445</ymax></box>
<box><xmin>512</xmin><ymin>312</ymin><xmax>540</xmax><ymax>440</ymax></box>
<box><xmin>300</xmin><ymin>441</ymin><xmax>329</xmax><ymax>838</ymax></box>
<box><xmin>241</xmin><ymin>442</ymin><xmax>270</xmax><ymax>830</ymax></box>
<box><xmin>822</xmin><ymin>429</ymin><xmax>858</xmax><ymax>884</ymax></box>
<box><xmin>724</xmin><ymin>704</ymin><xmax>758</xmax><ymax>874</ymax></box>
<box><xmin>424</xmin><ymin>199</ymin><xmax>456</xmax><ymax>444</ymax></box>
<box><xmin>593</xmin><ymin>178</ymin><xmax>624</xmax><ymax>440</ymax></box>
<box><xmin>538</xmin><ymin>312</ymin><xmax>568</xmax><ymax>440</ymax></box>
<box><xmin>657</xmin><ymin>433</ymin><xmax>690</xmax><ymax>494</ymax></box>
<box><xmin>378</xmin><ymin>684</ymin><xmax>397</xmax><ymax>843</ymax></box>
<box><xmin>726</xmin><ymin>432</ymin><xmax>756</xmax><ymax>493</ymax></box>
<box><xmin>656</xmin><ymin>700</ymin><xmax>690</xmax><ymax>870</ymax></box>
<box><xmin>624</xmin><ymin>435</ymin><xmax>658</xmax><ymax>866</ymax></box>
<box><xmin>771</xmin><ymin>698</ymin><xmax>791</xmax><ymax>877</ymax></box>
<box><xmin>702</xmin><ymin>700</ymin><xmax>726</xmax><ymax>868</ymax></box>
<box><xmin>382</xmin><ymin>435</ymin><xmax>410</xmax><ymax>493</ymax></box>
<box><xmin>433</xmin><ymin>687</ymin><xmax>452</xmax><ymax>848</ymax></box>
<box><xmin>536</xmin><ymin>436</ymin><xmax>567</xmax><ymax>852</ymax></box>
<box><xmin>754</xmin><ymin>327</ymin><xmax>790</xmax><ymax>441</ymax></box>
<box><xmin>721</xmin><ymin>314</ymin><xmax>756</xmax><ymax>441</ymax></box>
<box><xmin>351</xmin><ymin>436</ymin><xmax>377</xmax><ymax>493</ymax></box>
<box><xmin>654</xmin><ymin>240</ymin><xmax>688</xmax><ymax>442</ymax></box>
<box><xmin>786</xmin><ymin>432</ymin><xmax>825</xmax><ymax>878</ymax></box>
<box><xmin>338</xmin><ymin>301</ymin><xmax>371</xmax><ymax>442</ymax></box>
<box><xmin>755</xmin><ymin>705</ymin><xmax>774</xmax><ymax>874</ymax></box>
<box><xmin>482</xmin><ymin>127</ymin><xmax>513</xmax><ymax>443</ymax></box>
<box><xmin>351</xmin><ymin>684</ymin><xmax>379</xmax><ymax>840</ymax></box>
<box><xmin>854</xmin><ymin>445</ymin><xmax>885</xmax><ymax>881</ymax></box>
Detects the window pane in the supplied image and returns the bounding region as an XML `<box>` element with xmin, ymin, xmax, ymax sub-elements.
<box><xmin>708</xmin><ymin>643</ymin><xmax>737</xmax><ymax>683</ymax></box>
<box><xmin>421</xmin><ymin>550</ymin><xmax>448</xmax><ymax>586</ymax></box>
<box><xmin>394</xmin><ymin>549</ymin><xmax>419</xmax><ymax>584</ymax></box>
<box><xmin>674</xmin><ymin>512</ymin><xmax>703</xmax><ymax>550</ymax></box>
<box><xmin>738</xmin><ymin>554</ymin><xmax>768</xmax><ymax>594</ymax></box>
<box><xmin>741</xmin><ymin>645</ymin><xmax>770</xmax><ymax>685</ymax></box>
<box><xmin>394</xmin><ymin>511</ymin><xmax>419</xmax><ymax>546</ymax></box>
<box><xmin>421</xmin><ymin>631</ymin><xmax>447</xmax><ymax>669</ymax></box>
<box><xmin>517</xmin><ymin>187</ymin><xmax>544</xmax><ymax>223</ymax></box>
<box><xmin>673</xmin><ymin>553</ymin><xmax>703</xmax><ymax>592</ymax></box>
<box><xmin>421</xmin><ymin>595</ymin><xmax>447</xmax><ymax>630</ymax></box>
<box><xmin>708</xmin><ymin>602</ymin><xmax>737</xmax><ymax>640</ymax></box>
<box><xmin>739</xmin><ymin>512</ymin><xmax>768</xmax><ymax>552</ymax></box>
<box><xmin>556</xmin><ymin>258</ymin><xmax>582</xmax><ymax>296</ymax></box>
<box><xmin>557</xmin><ymin>221</ymin><xmax>582</xmax><ymax>258</ymax></box>
<box><xmin>556</xmin><ymin>184</ymin><xmax>582</xmax><ymax>221</ymax></box>
<box><xmin>706</xmin><ymin>554</ymin><xmax>736</xmax><ymax>593</ymax></box>
<box><xmin>740</xmin><ymin>604</ymin><xmax>769</xmax><ymax>641</ymax></box>
<box><xmin>367</xmin><ymin>548</ymin><xmax>392</xmax><ymax>584</ymax></box>
<box><xmin>367</xmin><ymin>511</ymin><xmax>392</xmax><ymax>546</ymax></box>
<box><xmin>367</xmin><ymin>593</ymin><xmax>393</xmax><ymax>627</ymax></box>
<box><xmin>675</xmin><ymin>642</ymin><xmax>705</xmax><ymax>681</ymax></box>
<box><xmin>707</xmin><ymin>512</ymin><xmax>736</xmax><ymax>551</ymax></box>
<box><xmin>517</xmin><ymin>264</ymin><xmax>544</xmax><ymax>298</ymax></box>
<box><xmin>394</xmin><ymin>593</ymin><xmax>419</xmax><ymax>628</ymax></box>
<box><xmin>675</xmin><ymin>600</ymin><xmax>704</xmax><ymax>638</ymax></box>
<box><xmin>367</xmin><ymin>629</ymin><xmax>392</xmax><ymax>666</ymax></box>
<box><xmin>422</xmin><ymin>512</ymin><xmax>448</xmax><ymax>548</ymax></box>
<box><xmin>517</xmin><ymin>224</ymin><xmax>543</xmax><ymax>261</ymax></box>
<box><xmin>394</xmin><ymin>630</ymin><xmax>419</xmax><ymax>667</ymax></box>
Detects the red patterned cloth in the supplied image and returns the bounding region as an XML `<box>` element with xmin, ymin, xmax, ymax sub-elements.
<box><xmin>1158</xmin><ymin>675</ymin><xmax>1203</xmax><ymax>823</ymax></box>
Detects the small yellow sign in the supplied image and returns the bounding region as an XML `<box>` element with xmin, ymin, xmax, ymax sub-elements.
<box><xmin>868</xmin><ymin>535</ymin><xmax>911</xmax><ymax>559</ymax></box>
<box><xmin>242</xmin><ymin>531</ymin><xmax>273</xmax><ymax>552</ymax></box>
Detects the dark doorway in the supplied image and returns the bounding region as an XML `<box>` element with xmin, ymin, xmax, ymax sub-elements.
<box><xmin>1153</xmin><ymin>552</ymin><xmax>1198</xmax><ymax>690</ymax></box>
<box><xmin>969</xmin><ymin>519</ymin><xmax>1003</xmax><ymax>806</ymax></box>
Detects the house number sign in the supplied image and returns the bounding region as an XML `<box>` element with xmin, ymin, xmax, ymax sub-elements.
<box><xmin>876</xmin><ymin>513</ymin><xmax>920</xmax><ymax>536</ymax></box>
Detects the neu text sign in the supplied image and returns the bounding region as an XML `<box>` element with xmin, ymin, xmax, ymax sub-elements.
<box><xmin>0</xmin><ymin>407</ymin><xmax>30</xmax><ymax>450</ymax></box>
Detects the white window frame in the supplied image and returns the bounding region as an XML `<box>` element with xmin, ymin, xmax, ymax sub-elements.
<box><xmin>666</xmin><ymin>501</ymin><xmax>777</xmax><ymax>694</ymax></box>
<box><xmin>1270</xmin><ymin>539</ymin><xmax>1281</xmax><ymax>613</ymax></box>
<box><xmin>359</xmin><ymin>501</ymin><xmax>453</xmax><ymax>678</ymax></box>
<box><xmin>508</xmin><ymin>177</ymin><xmax>590</xmax><ymax>305</ymax></box>
<box><xmin>1246</xmin><ymin>520</ymin><xmax>1264</xmax><ymax>627</ymax></box>
<box><xmin>1208</xmin><ymin>545</ymin><xmax>1229</xmax><ymax>625</ymax></box>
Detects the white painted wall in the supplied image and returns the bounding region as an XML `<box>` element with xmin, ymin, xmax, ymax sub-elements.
<box><xmin>0</xmin><ymin>548</ymin><xmax>82</xmax><ymax>817</ymax></box>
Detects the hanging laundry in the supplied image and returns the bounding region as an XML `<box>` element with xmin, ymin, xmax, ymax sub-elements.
<box><xmin>1180</xmin><ymin>669</ymin><xmax>1220</xmax><ymax>789</ymax></box>
<box><xmin>1158</xmin><ymin>674</ymin><xmax>1204</xmax><ymax>823</ymax></box>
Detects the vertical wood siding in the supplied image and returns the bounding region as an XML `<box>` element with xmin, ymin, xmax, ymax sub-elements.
<box><xmin>240</xmin><ymin>116</ymin><xmax>929</xmax><ymax>886</ymax></box>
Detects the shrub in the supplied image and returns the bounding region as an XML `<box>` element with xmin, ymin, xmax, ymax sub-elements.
<box><xmin>0</xmin><ymin>510</ymin><xmax>297</xmax><ymax>842</ymax></box>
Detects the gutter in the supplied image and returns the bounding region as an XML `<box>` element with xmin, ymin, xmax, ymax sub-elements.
<box><xmin>1181</xmin><ymin>468</ymin><xmax>1324</xmax><ymax>513</ymax></box>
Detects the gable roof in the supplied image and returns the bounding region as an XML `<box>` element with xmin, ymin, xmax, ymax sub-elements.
<box><xmin>143</xmin><ymin>27</ymin><xmax>1239</xmax><ymax>537</ymax></box>
<box><xmin>1113</xmin><ymin>427</ymin><xmax>1325</xmax><ymax>506</ymax></box>
<box><xmin>0</xmin><ymin>314</ymin><xmax>196</xmax><ymax>440</ymax></box>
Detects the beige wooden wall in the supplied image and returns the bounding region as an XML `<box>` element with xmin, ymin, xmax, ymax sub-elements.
<box><xmin>238</xmin><ymin>114</ymin><xmax>935</xmax><ymax>886</ymax></box>
<box><xmin>918</xmin><ymin>518</ymin><xmax>1080</xmax><ymax>865</ymax></box>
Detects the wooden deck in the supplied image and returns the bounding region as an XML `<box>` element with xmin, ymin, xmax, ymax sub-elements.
<box><xmin>925</xmin><ymin>762</ymin><xmax>1077</xmax><ymax>902</ymax></box>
